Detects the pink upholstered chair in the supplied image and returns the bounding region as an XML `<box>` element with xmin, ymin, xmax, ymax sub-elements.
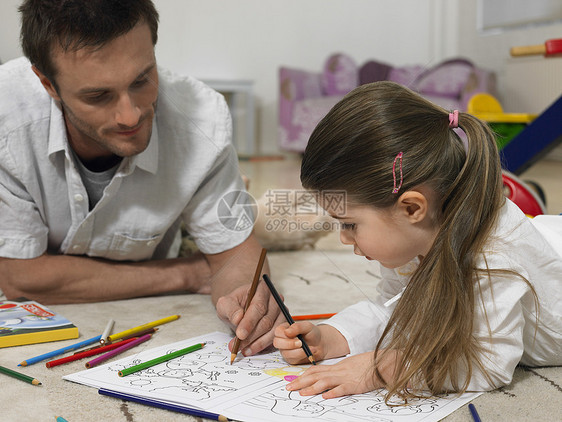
<box><xmin>278</xmin><ymin>55</ymin><xmax>497</xmax><ymax>153</ymax></box>
<box><xmin>278</xmin><ymin>53</ymin><xmax>358</xmax><ymax>152</ymax></box>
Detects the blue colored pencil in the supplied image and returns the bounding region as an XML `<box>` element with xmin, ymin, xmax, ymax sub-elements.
<box><xmin>468</xmin><ymin>403</ymin><xmax>482</xmax><ymax>422</ymax></box>
<box><xmin>98</xmin><ymin>388</ymin><xmax>229</xmax><ymax>421</ymax></box>
<box><xmin>19</xmin><ymin>335</ymin><xmax>103</xmax><ymax>366</ymax></box>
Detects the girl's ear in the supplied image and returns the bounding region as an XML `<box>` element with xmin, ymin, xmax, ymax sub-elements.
<box><xmin>31</xmin><ymin>65</ymin><xmax>61</xmax><ymax>101</ymax></box>
<box><xmin>395</xmin><ymin>191</ymin><xmax>429</xmax><ymax>223</ymax></box>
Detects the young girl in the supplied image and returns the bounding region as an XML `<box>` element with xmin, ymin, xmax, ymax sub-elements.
<box><xmin>273</xmin><ymin>81</ymin><xmax>562</xmax><ymax>403</ymax></box>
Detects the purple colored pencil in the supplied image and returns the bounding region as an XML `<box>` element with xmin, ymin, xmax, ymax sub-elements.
<box><xmin>85</xmin><ymin>333</ymin><xmax>152</xmax><ymax>368</ymax></box>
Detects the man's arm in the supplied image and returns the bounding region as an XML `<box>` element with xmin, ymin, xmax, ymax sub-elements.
<box><xmin>0</xmin><ymin>251</ymin><xmax>211</xmax><ymax>304</ymax></box>
<box><xmin>0</xmin><ymin>232</ymin><xmax>281</xmax><ymax>354</ymax></box>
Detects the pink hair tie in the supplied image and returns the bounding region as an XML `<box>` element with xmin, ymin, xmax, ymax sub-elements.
<box><xmin>449</xmin><ymin>110</ymin><xmax>459</xmax><ymax>128</ymax></box>
<box><xmin>392</xmin><ymin>152</ymin><xmax>403</xmax><ymax>194</ymax></box>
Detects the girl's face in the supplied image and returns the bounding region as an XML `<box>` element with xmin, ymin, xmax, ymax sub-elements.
<box><xmin>324</xmin><ymin>201</ymin><xmax>438</xmax><ymax>269</ymax></box>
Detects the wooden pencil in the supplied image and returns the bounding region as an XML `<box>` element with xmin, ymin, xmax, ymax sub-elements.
<box><xmin>99</xmin><ymin>388</ymin><xmax>229</xmax><ymax>421</ymax></box>
<box><xmin>262</xmin><ymin>274</ymin><xmax>316</xmax><ymax>365</ymax></box>
<box><xmin>230</xmin><ymin>248</ymin><xmax>267</xmax><ymax>364</ymax></box>
<box><xmin>19</xmin><ymin>334</ymin><xmax>102</xmax><ymax>366</ymax></box>
<box><xmin>85</xmin><ymin>333</ymin><xmax>152</xmax><ymax>368</ymax></box>
<box><xmin>106</xmin><ymin>315</ymin><xmax>179</xmax><ymax>343</ymax></box>
<box><xmin>293</xmin><ymin>313</ymin><xmax>336</xmax><ymax>321</ymax></box>
<box><xmin>46</xmin><ymin>337</ymin><xmax>138</xmax><ymax>368</ymax></box>
<box><xmin>119</xmin><ymin>342</ymin><xmax>205</xmax><ymax>377</ymax></box>
<box><xmin>100</xmin><ymin>318</ymin><xmax>115</xmax><ymax>344</ymax></box>
<box><xmin>0</xmin><ymin>364</ymin><xmax>41</xmax><ymax>386</ymax></box>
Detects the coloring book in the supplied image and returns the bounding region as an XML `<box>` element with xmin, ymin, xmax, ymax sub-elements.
<box><xmin>64</xmin><ymin>331</ymin><xmax>480</xmax><ymax>422</ymax></box>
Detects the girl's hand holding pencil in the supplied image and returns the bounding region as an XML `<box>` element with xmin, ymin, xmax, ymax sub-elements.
<box><xmin>273</xmin><ymin>321</ymin><xmax>324</xmax><ymax>364</ymax></box>
<box><xmin>273</xmin><ymin>321</ymin><xmax>349</xmax><ymax>365</ymax></box>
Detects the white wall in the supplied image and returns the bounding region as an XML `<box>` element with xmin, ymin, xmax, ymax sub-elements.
<box><xmin>0</xmin><ymin>0</ymin><xmax>22</xmax><ymax>62</ymax></box>
<box><xmin>0</xmin><ymin>0</ymin><xmax>456</xmax><ymax>155</ymax></box>
<box><xmin>2</xmin><ymin>0</ymin><xmax>559</xmax><ymax>155</ymax></box>
<box><xmin>458</xmin><ymin>0</ymin><xmax>562</xmax><ymax>111</ymax></box>
<box><xmin>153</xmin><ymin>0</ymin><xmax>455</xmax><ymax>154</ymax></box>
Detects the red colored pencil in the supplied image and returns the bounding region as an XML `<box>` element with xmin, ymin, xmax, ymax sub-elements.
<box><xmin>46</xmin><ymin>337</ymin><xmax>138</xmax><ymax>368</ymax></box>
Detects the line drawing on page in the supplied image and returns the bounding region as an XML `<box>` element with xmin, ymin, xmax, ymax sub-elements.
<box><xmin>64</xmin><ymin>331</ymin><xmax>480</xmax><ymax>422</ymax></box>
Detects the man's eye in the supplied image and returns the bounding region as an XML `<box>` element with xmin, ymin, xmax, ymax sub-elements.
<box><xmin>132</xmin><ymin>77</ymin><xmax>149</xmax><ymax>88</ymax></box>
<box><xmin>341</xmin><ymin>223</ymin><xmax>356</xmax><ymax>230</ymax></box>
<box><xmin>85</xmin><ymin>93</ymin><xmax>108</xmax><ymax>103</ymax></box>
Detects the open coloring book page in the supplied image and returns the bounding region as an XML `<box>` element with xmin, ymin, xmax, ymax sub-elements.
<box><xmin>64</xmin><ymin>331</ymin><xmax>480</xmax><ymax>422</ymax></box>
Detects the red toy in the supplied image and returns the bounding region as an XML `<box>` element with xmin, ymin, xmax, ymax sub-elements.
<box><xmin>510</xmin><ymin>38</ymin><xmax>562</xmax><ymax>57</ymax></box>
<box><xmin>502</xmin><ymin>170</ymin><xmax>546</xmax><ymax>217</ymax></box>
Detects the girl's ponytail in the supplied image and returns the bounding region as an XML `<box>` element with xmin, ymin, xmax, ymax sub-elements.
<box><xmin>376</xmin><ymin>111</ymin><xmax>506</xmax><ymax>401</ymax></box>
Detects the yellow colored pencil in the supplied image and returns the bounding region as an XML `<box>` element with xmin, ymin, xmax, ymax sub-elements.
<box><xmin>106</xmin><ymin>315</ymin><xmax>180</xmax><ymax>343</ymax></box>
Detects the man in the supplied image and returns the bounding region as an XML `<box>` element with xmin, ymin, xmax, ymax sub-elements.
<box><xmin>0</xmin><ymin>0</ymin><xmax>279</xmax><ymax>356</ymax></box>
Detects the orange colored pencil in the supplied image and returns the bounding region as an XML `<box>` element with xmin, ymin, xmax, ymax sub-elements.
<box><xmin>293</xmin><ymin>313</ymin><xmax>336</xmax><ymax>321</ymax></box>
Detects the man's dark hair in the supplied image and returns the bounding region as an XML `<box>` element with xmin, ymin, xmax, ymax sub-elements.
<box><xmin>19</xmin><ymin>0</ymin><xmax>159</xmax><ymax>85</ymax></box>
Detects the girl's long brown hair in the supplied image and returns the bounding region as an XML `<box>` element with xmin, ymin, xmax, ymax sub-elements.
<box><xmin>301</xmin><ymin>81</ymin><xmax>506</xmax><ymax>402</ymax></box>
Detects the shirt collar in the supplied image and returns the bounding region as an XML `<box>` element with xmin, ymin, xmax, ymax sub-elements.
<box><xmin>130</xmin><ymin>116</ymin><xmax>159</xmax><ymax>175</ymax></box>
<box><xmin>47</xmin><ymin>100</ymin><xmax>68</xmax><ymax>157</ymax></box>
<box><xmin>47</xmin><ymin>100</ymin><xmax>159</xmax><ymax>175</ymax></box>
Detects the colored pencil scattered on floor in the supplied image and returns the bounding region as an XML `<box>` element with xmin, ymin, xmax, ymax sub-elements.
<box><xmin>0</xmin><ymin>364</ymin><xmax>41</xmax><ymax>386</ymax></box>
<box><xmin>100</xmin><ymin>319</ymin><xmax>115</xmax><ymax>344</ymax></box>
<box><xmin>73</xmin><ymin>328</ymin><xmax>156</xmax><ymax>355</ymax></box>
<box><xmin>106</xmin><ymin>315</ymin><xmax>179</xmax><ymax>343</ymax></box>
<box><xmin>468</xmin><ymin>403</ymin><xmax>482</xmax><ymax>422</ymax></box>
<box><xmin>110</xmin><ymin>327</ymin><xmax>158</xmax><ymax>344</ymax></box>
<box><xmin>46</xmin><ymin>337</ymin><xmax>139</xmax><ymax>368</ymax></box>
<box><xmin>86</xmin><ymin>333</ymin><xmax>152</xmax><ymax>368</ymax></box>
<box><xmin>19</xmin><ymin>335</ymin><xmax>102</xmax><ymax>366</ymax></box>
<box><xmin>119</xmin><ymin>342</ymin><xmax>205</xmax><ymax>377</ymax></box>
<box><xmin>98</xmin><ymin>388</ymin><xmax>230</xmax><ymax>421</ymax></box>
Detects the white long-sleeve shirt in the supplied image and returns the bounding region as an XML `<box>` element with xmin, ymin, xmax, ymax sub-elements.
<box><xmin>325</xmin><ymin>199</ymin><xmax>562</xmax><ymax>390</ymax></box>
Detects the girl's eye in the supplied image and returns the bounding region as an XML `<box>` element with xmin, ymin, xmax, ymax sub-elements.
<box><xmin>340</xmin><ymin>223</ymin><xmax>356</xmax><ymax>231</ymax></box>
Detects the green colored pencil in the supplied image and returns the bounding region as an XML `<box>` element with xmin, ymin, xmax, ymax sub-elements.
<box><xmin>0</xmin><ymin>364</ymin><xmax>42</xmax><ymax>386</ymax></box>
<box><xmin>118</xmin><ymin>342</ymin><xmax>205</xmax><ymax>377</ymax></box>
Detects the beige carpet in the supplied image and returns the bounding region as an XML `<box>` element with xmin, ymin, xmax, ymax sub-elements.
<box><xmin>1</xmin><ymin>250</ymin><xmax>560</xmax><ymax>421</ymax></box>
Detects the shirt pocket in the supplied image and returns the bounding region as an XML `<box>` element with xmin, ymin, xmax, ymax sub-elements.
<box><xmin>108</xmin><ymin>232</ymin><xmax>164</xmax><ymax>261</ymax></box>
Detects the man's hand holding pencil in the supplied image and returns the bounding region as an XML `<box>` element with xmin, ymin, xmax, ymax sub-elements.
<box><xmin>214</xmin><ymin>247</ymin><xmax>284</xmax><ymax>360</ymax></box>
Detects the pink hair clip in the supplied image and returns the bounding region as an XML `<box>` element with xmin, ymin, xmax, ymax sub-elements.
<box><xmin>449</xmin><ymin>110</ymin><xmax>459</xmax><ymax>128</ymax></box>
<box><xmin>392</xmin><ymin>152</ymin><xmax>403</xmax><ymax>194</ymax></box>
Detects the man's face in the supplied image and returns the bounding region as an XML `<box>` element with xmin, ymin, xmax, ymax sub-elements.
<box><xmin>41</xmin><ymin>22</ymin><xmax>159</xmax><ymax>163</ymax></box>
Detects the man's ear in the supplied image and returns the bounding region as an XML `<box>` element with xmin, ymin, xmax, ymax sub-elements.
<box><xmin>395</xmin><ymin>191</ymin><xmax>429</xmax><ymax>223</ymax></box>
<box><xmin>31</xmin><ymin>65</ymin><xmax>61</xmax><ymax>101</ymax></box>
